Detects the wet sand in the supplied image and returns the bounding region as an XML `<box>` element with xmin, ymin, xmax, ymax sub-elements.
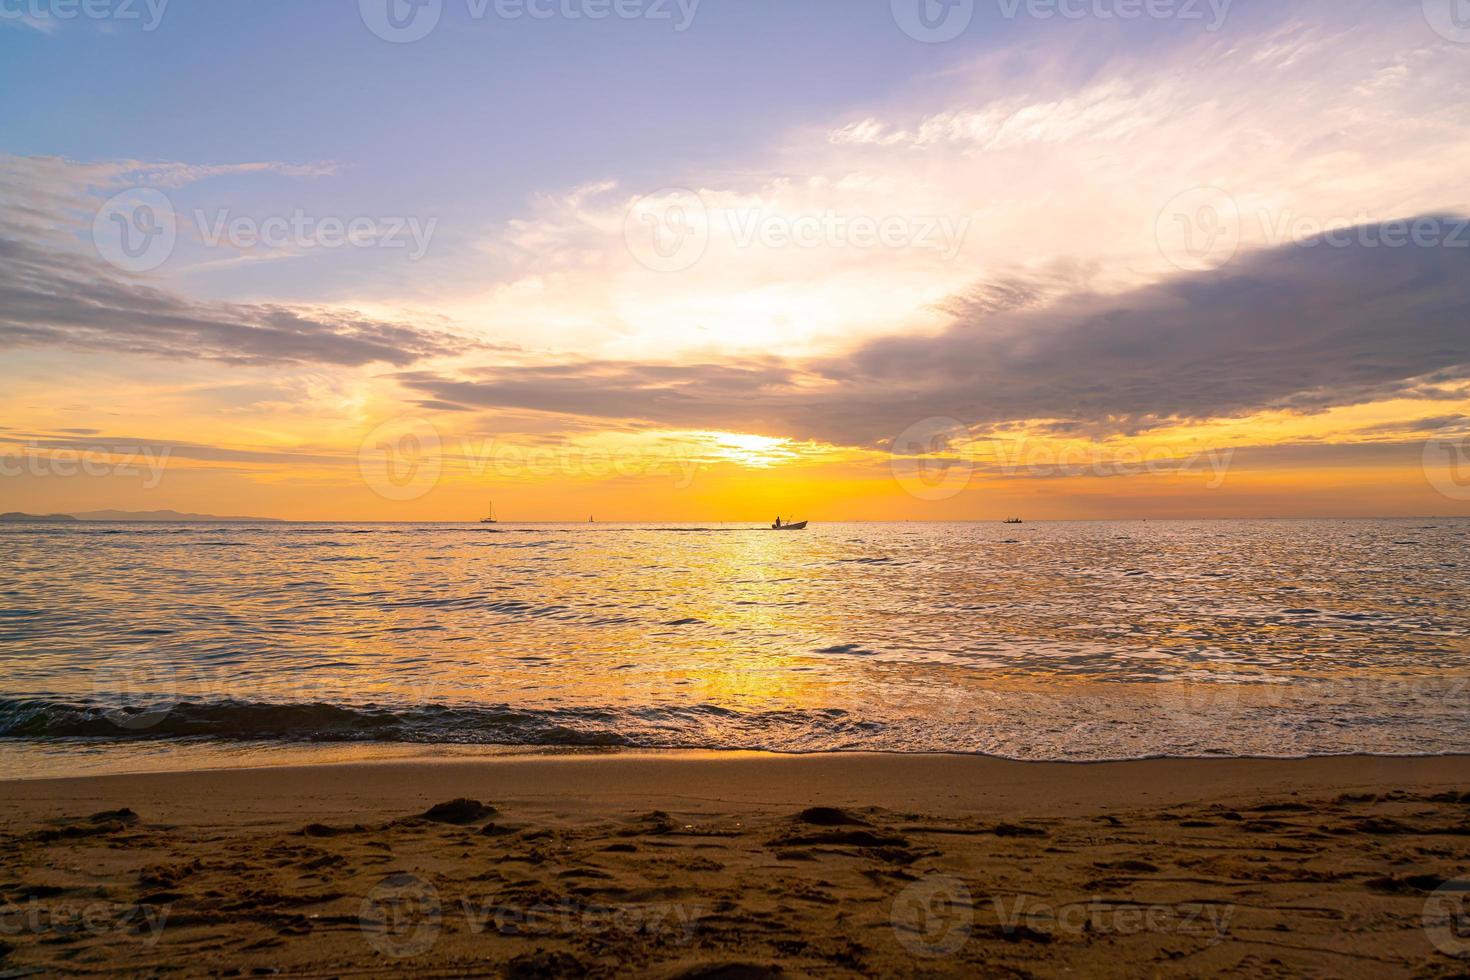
<box><xmin>3</xmin><ymin>752</ymin><xmax>1470</xmax><ymax>977</ymax></box>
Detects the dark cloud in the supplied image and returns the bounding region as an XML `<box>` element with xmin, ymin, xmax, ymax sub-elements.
<box><xmin>1163</xmin><ymin>440</ymin><xmax>1438</xmax><ymax>471</ymax></box>
<box><xmin>0</xmin><ymin>238</ymin><xmax>475</xmax><ymax>367</ymax></box>
<box><xmin>0</xmin><ymin>433</ymin><xmax>342</xmax><ymax>466</ymax></box>
<box><xmin>411</xmin><ymin>399</ymin><xmax>477</xmax><ymax>413</ymax></box>
<box><xmin>1352</xmin><ymin>414</ymin><xmax>1469</xmax><ymax>436</ymax></box>
<box><xmin>395</xmin><ymin>359</ymin><xmax>801</xmax><ymax>432</ymax></box>
<box><xmin>402</xmin><ymin>220</ymin><xmax>1470</xmax><ymax>447</ymax></box>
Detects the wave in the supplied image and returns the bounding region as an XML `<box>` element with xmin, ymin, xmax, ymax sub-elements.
<box><xmin>0</xmin><ymin>698</ymin><xmax>875</xmax><ymax>751</ymax></box>
<box><xmin>3</xmin><ymin>695</ymin><xmax>1468</xmax><ymax>762</ymax></box>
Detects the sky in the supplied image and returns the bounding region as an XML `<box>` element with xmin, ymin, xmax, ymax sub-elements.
<box><xmin>1</xmin><ymin>0</ymin><xmax>1469</xmax><ymax>520</ymax></box>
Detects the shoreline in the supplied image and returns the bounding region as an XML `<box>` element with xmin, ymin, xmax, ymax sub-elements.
<box><xmin>6</xmin><ymin>752</ymin><xmax>1470</xmax><ymax>818</ymax></box>
<box><xmin>5</xmin><ymin>740</ymin><xmax>1470</xmax><ymax>783</ymax></box>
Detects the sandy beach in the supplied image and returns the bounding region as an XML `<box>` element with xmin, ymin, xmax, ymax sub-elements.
<box><xmin>3</xmin><ymin>751</ymin><xmax>1470</xmax><ymax>977</ymax></box>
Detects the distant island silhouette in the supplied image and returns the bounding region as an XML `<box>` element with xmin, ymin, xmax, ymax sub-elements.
<box><xmin>1</xmin><ymin>510</ymin><xmax>281</xmax><ymax>522</ymax></box>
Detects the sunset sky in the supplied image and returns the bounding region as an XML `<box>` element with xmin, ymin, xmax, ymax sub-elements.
<box><xmin>2</xmin><ymin>0</ymin><xmax>1468</xmax><ymax>520</ymax></box>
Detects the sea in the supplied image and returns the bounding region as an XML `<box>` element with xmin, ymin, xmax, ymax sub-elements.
<box><xmin>2</xmin><ymin>519</ymin><xmax>1467</xmax><ymax>777</ymax></box>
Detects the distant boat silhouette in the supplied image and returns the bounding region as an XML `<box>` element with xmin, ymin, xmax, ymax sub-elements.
<box><xmin>481</xmin><ymin>500</ymin><xmax>498</xmax><ymax>524</ymax></box>
<box><xmin>1004</xmin><ymin>518</ymin><xmax>1023</xmax><ymax>524</ymax></box>
<box><xmin>772</xmin><ymin>518</ymin><xmax>808</xmax><ymax>530</ymax></box>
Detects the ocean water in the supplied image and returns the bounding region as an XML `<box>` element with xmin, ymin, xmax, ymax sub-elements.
<box><xmin>2</xmin><ymin>519</ymin><xmax>1468</xmax><ymax>776</ymax></box>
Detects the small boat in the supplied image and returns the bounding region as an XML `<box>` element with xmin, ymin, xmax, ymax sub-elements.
<box><xmin>1003</xmin><ymin>518</ymin><xmax>1023</xmax><ymax>524</ymax></box>
<box><xmin>772</xmin><ymin>519</ymin><xmax>808</xmax><ymax>531</ymax></box>
<box><xmin>481</xmin><ymin>500</ymin><xmax>498</xmax><ymax>524</ymax></box>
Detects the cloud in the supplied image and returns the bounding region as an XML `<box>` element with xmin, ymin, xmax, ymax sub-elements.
<box><xmin>1352</xmin><ymin>414</ymin><xmax>1470</xmax><ymax>436</ymax></box>
<box><xmin>0</xmin><ymin>432</ymin><xmax>344</xmax><ymax>467</ymax></box>
<box><xmin>399</xmin><ymin>222</ymin><xmax>1470</xmax><ymax>446</ymax></box>
<box><xmin>0</xmin><ymin>154</ymin><xmax>338</xmax><ymax>243</ymax></box>
<box><xmin>0</xmin><ymin>237</ymin><xmax>476</xmax><ymax>367</ymax></box>
<box><xmin>0</xmin><ymin>153</ymin><xmax>487</xmax><ymax>370</ymax></box>
<box><xmin>398</xmin><ymin>358</ymin><xmax>801</xmax><ymax>431</ymax></box>
<box><xmin>425</xmin><ymin>0</ymin><xmax>1470</xmax><ymax>368</ymax></box>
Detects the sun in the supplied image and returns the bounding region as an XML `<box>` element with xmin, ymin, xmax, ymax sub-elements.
<box><xmin>704</xmin><ymin>432</ymin><xmax>802</xmax><ymax>468</ymax></box>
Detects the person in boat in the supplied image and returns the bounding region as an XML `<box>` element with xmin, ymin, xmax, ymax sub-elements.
<box><xmin>775</xmin><ymin>516</ymin><xmax>782</xmax><ymax>529</ymax></box>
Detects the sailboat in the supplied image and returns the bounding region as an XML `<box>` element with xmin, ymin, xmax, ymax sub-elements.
<box><xmin>481</xmin><ymin>500</ymin><xmax>498</xmax><ymax>524</ymax></box>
